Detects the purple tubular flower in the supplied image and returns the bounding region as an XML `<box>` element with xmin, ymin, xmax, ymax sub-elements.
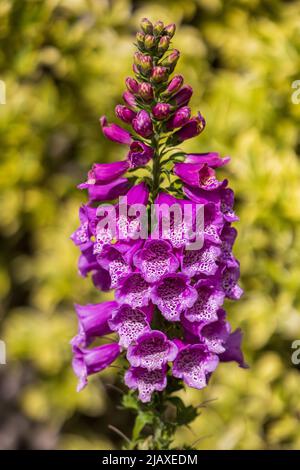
<box><xmin>220</xmin><ymin>225</ymin><xmax>239</xmax><ymax>268</ymax></box>
<box><xmin>79</xmin><ymin>161</ymin><xmax>130</xmax><ymax>187</ymax></box>
<box><xmin>219</xmin><ymin>329</ymin><xmax>248</xmax><ymax>368</ymax></box>
<box><xmin>200</xmin><ymin>309</ymin><xmax>231</xmax><ymax>354</ymax></box>
<box><xmin>181</xmin><ymin>243</ymin><xmax>221</xmax><ymax>277</ymax></box>
<box><xmin>133</xmin><ymin>240</ymin><xmax>179</xmax><ymax>283</ymax></box>
<box><xmin>168</xmin><ymin>112</ymin><xmax>206</xmax><ymax>145</ymax></box>
<box><xmin>124</xmin><ymin>366</ymin><xmax>167</xmax><ymax>403</ymax></box>
<box><xmin>109</xmin><ymin>304</ymin><xmax>153</xmax><ymax>348</ymax></box>
<box><xmin>72</xmin><ymin>343</ymin><xmax>121</xmax><ymax>392</ymax></box>
<box><xmin>185</xmin><ymin>152</ymin><xmax>230</xmax><ymax>167</ymax></box>
<box><xmin>97</xmin><ymin>245</ymin><xmax>131</xmax><ymax>289</ymax></box>
<box><xmin>100</xmin><ymin>116</ymin><xmax>132</xmax><ymax>144</ymax></box>
<box><xmin>171</xmin><ymin>85</ymin><xmax>193</xmax><ymax>107</ymax></box>
<box><xmin>152</xmin><ymin>192</ymin><xmax>200</xmax><ymax>249</ymax></box>
<box><xmin>222</xmin><ymin>265</ymin><xmax>243</xmax><ymax>300</ymax></box>
<box><xmin>184</xmin><ymin>283</ymin><xmax>225</xmax><ymax>324</ymax></box>
<box><xmin>132</xmin><ymin>110</ymin><xmax>153</xmax><ymax>138</ymax></box>
<box><xmin>115</xmin><ymin>105</ymin><xmax>137</xmax><ymax>124</ymax></box>
<box><xmin>165</xmin><ymin>106</ymin><xmax>191</xmax><ymax>130</ymax></box>
<box><xmin>86</xmin><ymin>178</ymin><xmax>130</xmax><ymax>202</ymax></box>
<box><xmin>73</xmin><ymin>301</ymin><xmax>117</xmax><ymax>346</ymax></box>
<box><xmin>71</xmin><ymin>205</ymin><xmax>94</xmax><ymax>250</ymax></box>
<box><xmin>172</xmin><ymin>344</ymin><xmax>219</xmax><ymax>389</ymax></box>
<box><xmin>127</xmin><ymin>141</ymin><xmax>154</xmax><ymax>168</ymax></box>
<box><xmin>123</xmin><ymin>91</ymin><xmax>138</xmax><ymax>109</ymax></box>
<box><xmin>92</xmin><ymin>267</ymin><xmax>111</xmax><ymax>291</ymax></box>
<box><xmin>174</xmin><ymin>163</ymin><xmax>224</xmax><ymax>190</ymax></box>
<box><xmin>115</xmin><ymin>273</ymin><xmax>151</xmax><ymax>309</ymax></box>
<box><xmin>152</xmin><ymin>103</ymin><xmax>172</xmax><ymax>120</ymax></box>
<box><xmin>151</xmin><ymin>273</ymin><xmax>198</xmax><ymax>322</ymax></box>
<box><xmin>127</xmin><ymin>330</ymin><xmax>178</xmax><ymax>370</ymax></box>
<box><xmin>78</xmin><ymin>249</ymin><xmax>98</xmax><ymax>277</ymax></box>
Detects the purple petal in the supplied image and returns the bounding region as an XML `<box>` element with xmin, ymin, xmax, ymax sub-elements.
<box><xmin>100</xmin><ymin>116</ymin><xmax>132</xmax><ymax>144</ymax></box>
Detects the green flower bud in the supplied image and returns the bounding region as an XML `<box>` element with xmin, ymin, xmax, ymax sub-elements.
<box><xmin>138</xmin><ymin>54</ymin><xmax>153</xmax><ymax>76</ymax></box>
<box><xmin>164</xmin><ymin>23</ymin><xmax>176</xmax><ymax>38</ymax></box>
<box><xmin>161</xmin><ymin>49</ymin><xmax>180</xmax><ymax>72</ymax></box>
<box><xmin>158</xmin><ymin>36</ymin><xmax>170</xmax><ymax>56</ymax></box>
<box><xmin>140</xmin><ymin>18</ymin><xmax>153</xmax><ymax>35</ymax></box>
<box><xmin>144</xmin><ymin>34</ymin><xmax>156</xmax><ymax>50</ymax></box>
<box><xmin>151</xmin><ymin>66</ymin><xmax>169</xmax><ymax>84</ymax></box>
<box><xmin>136</xmin><ymin>32</ymin><xmax>145</xmax><ymax>49</ymax></box>
<box><xmin>153</xmin><ymin>20</ymin><xmax>164</xmax><ymax>36</ymax></box>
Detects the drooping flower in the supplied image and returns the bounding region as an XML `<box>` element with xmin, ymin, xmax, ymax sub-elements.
<box><xmin>151</xmin><ymin>273</ymin><xmax>198</xmax><ymax>322</ymax></box>
<box><xmin>79</xmin><ymin>161</ymin><xmax>130</xmax><ymax>187</ymax></box>
<box><xmin>184</xmin><ymin>283</ymin><xmax>225</xmax><ymax>324</ymax></box>
<box><xmin>127</xmin><ymin>330</ymin><xmax>178</xmax><ymax>370</ymax></box>
<box><xmin>124</xmin><ymin>366</ymin><xmax>167</xmax><ymax>403</ymax></box>
<box><xmin>219</xmin><ymin>329</ymin><xmax>248</xmax><ymax>368</ymax></box>
<box><xmin>172</xmin><ymin>343</ymin><xmax>219</xmax><ymax>389</ymax></box>
<box><xmin>109</xmin><ymin>304</ymin><xmax>153</xmax><ymax>348</ymax></box>
<box><xmin>181</xmin><ymin>243</ymin><xmax>221</xmax><ymax>277</ymax></box>
<box><xmin>133</xmin><ymin>239</ymin><xmax>179</xmax><ymax>283</ymax></box>
<box><xmin>72</xmin><ymin>343</ymin><xmax>121</xmax><ymax>392</ymax></box>
<box><xmin>72</xmin><ymin>301</ymin><xmax>117</xmax><ymax>346</ymax></box>
<box><xmin>115</xmin><ymin>272</ymin><xmax>152</xmax><ymax>309</ymax></box>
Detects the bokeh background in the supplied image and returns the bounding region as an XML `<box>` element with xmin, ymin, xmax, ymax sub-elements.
<box><xmin>1</xmin><ymin>0</ymin><xmax>300</xmax><ymax>450</ymax></box>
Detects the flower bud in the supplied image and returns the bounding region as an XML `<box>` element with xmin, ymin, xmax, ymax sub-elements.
<box><xmin>161</xmin><ymin>49</ymin><xmax>180</xmax><ymax>72</ymax></box>
<box><xmin>172</xmin><ymin>85</ymin><xmax>193</xmax><ymax>107</ymax></box>
<box><xmin>162</xmin><ymin>74</ymin><xmax>184</xmax><ymax>96</ymax></box>
<box><xmin>164</xmin><ymin>23</ymin><xmax>176</xmax><ymax>38</ymax></box>
<box><xmin>123</xmin><ymin>91</ymin><xmax>137</xmax><ymax>108</ymax></box>
<box><xmin>152</xmin><ymin>103</ymin><xmax>172</xmax><ymax>120</ymax></box>
<box><xmin>166</xmin><ymin>106</ymin><xmax>191</xmax><ymax>130</ymax></box>
<box><xmin>140</xmin><ymin>18</ymin><xmax>153</xmax><ymax>35</ymax></box>
<box><xmin>138</xmin><ymin>54</ymin><xmax>153</xmax><ymax>76</ymax></box>
<box><xmin>127</xmin><ymin>141</ymin><xmax>154</xmax><ymax>168</ymax></box>
<box><xmin>136</xmin><ymin>32</ymin><xmax>145</xmax><ymax>49</ymax></box>
<box><xmin>139</xmin><ymin>82</ymin><xmax>154</xmax><ymax>101</ymax></box>
<box><xmin>125</xmin><ymin>77</ymin><xmax>139</xmax><ymax>94</ymax></box>
<box><xmin>151</xmin><ymin>66</ymin><xmax>169</xmax><ymax>83</ymax></box>
<box><xmin>132</xmin><ymin>110</ymin><xmax>153</xmax><ymax>138</ymax></box>
<box><xmin>167</xmin><ymin>112</ymin><xmax>206</xmax><ymax>145</ymax></box>
<box><xmin>158</xmin><ymin>36</ymin><xmax>170</xmax><ymax>56</ymax></box>
<box><xmin>115</xmin><ymin>105</ymin><xmax>137</xmax><ymax>124</ymax></box>
<box><xmin>153</xmin><ymin>20</ymin><xmax>164</xmax><ymax>36</ymax></box>
<box><xmin>144</xmin><ymin>34</ymin><xmax>156</xmax><ymax>50</ymax></box>
<box><xmin>133</xmin><ymin>51</ymin><xmax>142</xmax><ymax>66</ymax></box>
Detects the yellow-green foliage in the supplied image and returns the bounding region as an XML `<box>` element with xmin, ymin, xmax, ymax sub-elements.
<box><xmin>1</xmin><ymin>0</ymin><xmax>300</xmax><ymax>449</ymax></box>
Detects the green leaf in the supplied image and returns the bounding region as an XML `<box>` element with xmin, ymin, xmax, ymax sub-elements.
<box><xmin>132</xmin><ymin>412</ymin><xmax>154</xmax><ymax>441</ymax></box>
<box><xmin>122</xmin><ymin>392</ymin><xmax>139</xmax><ymax>411</ymax></box>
